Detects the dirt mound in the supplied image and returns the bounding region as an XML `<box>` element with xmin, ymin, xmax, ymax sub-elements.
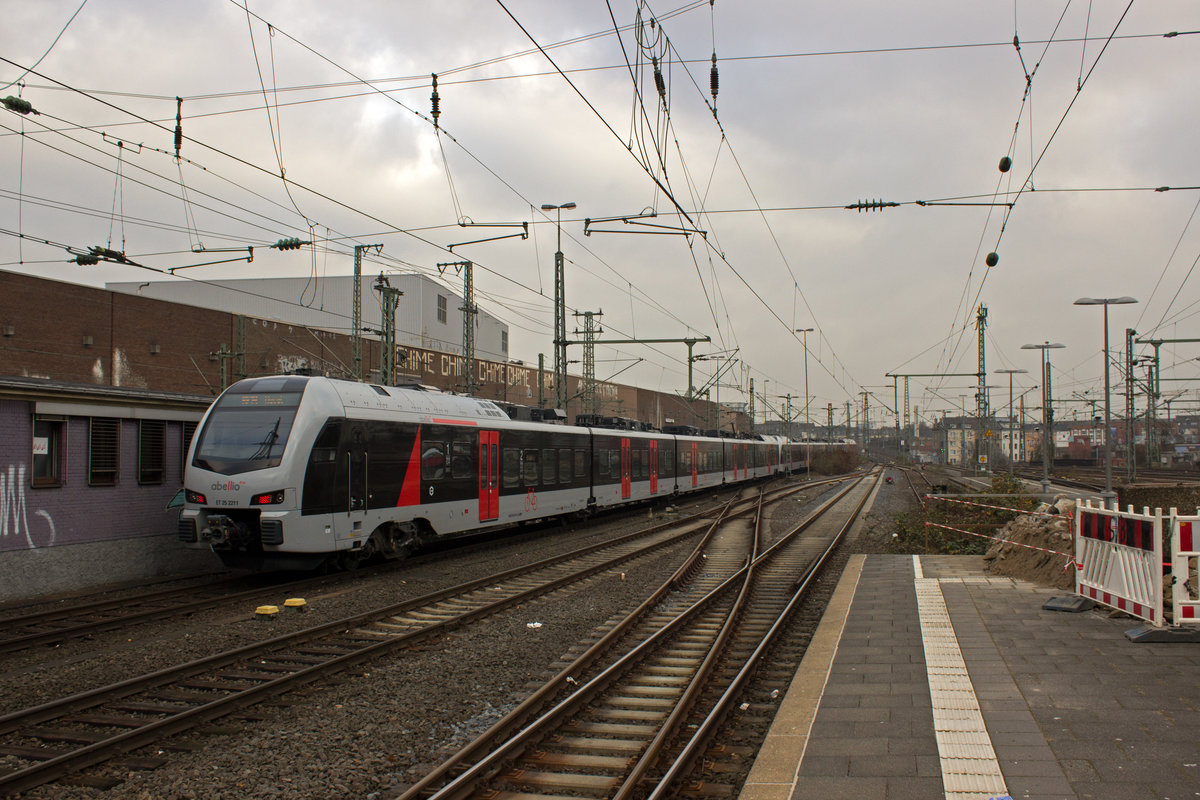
<box><xmin>982</xmin><ymin>497</ymin><xmax>1075</xmax><ymax>589</ymax></box>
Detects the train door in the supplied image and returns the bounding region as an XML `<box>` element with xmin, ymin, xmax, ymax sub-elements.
<box><xmin>348</xmin><ymin>424</ymin><xmax>368</xmax><ymax>516</ymax></box>
<box><xmin>478</xmin><ymin>430</ymin><xmax>499</xmax><ymax>522</ymax></box>
<box><xmin>621</xmin><ymin>437</ymin><xmax>631</xmax><ymax>499</ymax></box>
<box><xmin>691</xmin><ymin>441</ymin><xmax>698</xmax><ymax>488</ymax></box>
<box><xmin>650</xmin><ymin>440</ymin><xmax>659</xmax><ymax>494</ymax></box>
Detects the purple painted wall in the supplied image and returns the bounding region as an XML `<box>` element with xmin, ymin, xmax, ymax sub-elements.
<box><xmin>1</xmin><ymin>399</ymin><xmax>188</xmax><ymax>554</ymax></box>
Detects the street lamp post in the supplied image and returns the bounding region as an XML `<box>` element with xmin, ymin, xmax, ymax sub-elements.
<box><xmin>1074</xmin><ymin>296</ymin><xmax>1138</xmax><ymax>504</ymax></box>
<box><xmin>995</xmin><ymin>368</ymin><xmax>1028</xmax><ymax>474</ymax></box>
<box><xmin>796</xmin><ymin>328</ymin><xmax>814</xmax><ymax>472</ymax></box>
<box><xmin>1021</xmin><ymin>341</ymin><xmax>1066</xmax><ymax>493</ymax></box>
<box><xmin>541</xmin><ymin>202</ymin><xmax>576</xmax><ymax>413</ymax></box>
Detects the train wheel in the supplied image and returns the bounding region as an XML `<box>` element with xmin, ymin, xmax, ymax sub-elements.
<box><xmin>334</xmin><ymin>545</ymin><xmax>371</xmax><ymax>571</ymax></box>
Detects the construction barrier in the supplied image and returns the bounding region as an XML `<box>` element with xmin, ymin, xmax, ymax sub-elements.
<box><xmin>1171</xmin><ymin>515</ymin><xmax>1200</xmax><ymax>625</ymax></box>
<box><xmin>1075</xmin><ymin>500</ymin><xmax>1164</xmax><ymax>626</ymax></box>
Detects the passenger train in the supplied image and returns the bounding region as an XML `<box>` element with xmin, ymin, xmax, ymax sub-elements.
<box><xmin>178</xmin><ymin>375</ymin><xmax>854</xmax><ymax>570</ymax></box>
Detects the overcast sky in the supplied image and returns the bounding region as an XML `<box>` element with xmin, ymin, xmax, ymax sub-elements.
<box><xmin>3</xmin><ymin>1</ymin><xmax>1198</xmax><ymax>427</ymax></box>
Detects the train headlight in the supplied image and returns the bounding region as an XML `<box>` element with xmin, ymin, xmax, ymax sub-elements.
<box><xmin>185</xmin><ymin>489</ymin><xmax>207</xmax><ymax>504</ymax></box>
<box><xmin>251</xmin><ymin>490</ymin><xmax>286</xmax><ymax>506</ymax></box>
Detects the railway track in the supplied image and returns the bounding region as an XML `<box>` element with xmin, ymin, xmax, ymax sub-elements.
<box><xmin>896</xmin><ymin>465</ymin><xmax>931</xmax><ymax>507</ymax></box>
<box><xmin>0</xmin><ymin>475</ymin><xmax>841</xmax><ymax>795</ymax></box>
<box><xmin>393</xmin><ymin>471</ymin><xmax>878</xmax><ymax>800</ymax></box>
<box><xmin>0</xmin><ymin>575</ymin><xmax>328</xmax><ymax>656</ymax></box>
<box><xmin>0</xmin><ymin>484</ymin><xmax>758</xmax><ymax>656</ymax></box>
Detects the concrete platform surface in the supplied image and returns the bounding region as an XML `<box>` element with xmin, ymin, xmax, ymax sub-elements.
<box><xmin>741</xmin><ymin>554</ymin><xmax>1200</xmax><ymax>800</ymax></box>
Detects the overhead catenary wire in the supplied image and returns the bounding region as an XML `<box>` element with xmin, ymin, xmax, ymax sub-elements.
<box><xmin>7</xmin><ymin>9</ymin><xmax>1190</xmax><ymax>412</ymax></box>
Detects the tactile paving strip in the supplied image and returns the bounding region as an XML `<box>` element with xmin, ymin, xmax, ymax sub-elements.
<box><xmin>913</xmin><ymin>556</ymin><xmax>1008</xmax><ymax>800</ymax></box>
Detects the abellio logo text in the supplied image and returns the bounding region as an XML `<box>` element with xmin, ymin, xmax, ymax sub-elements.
<box><xmin>210</xmin><ymin>481</ymin><xmax>243</xmax><ymax>492</ymax></box>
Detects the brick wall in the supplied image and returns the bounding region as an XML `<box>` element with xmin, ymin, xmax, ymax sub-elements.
<box><xmin>0</xmin><ymin>401</ymin><xmax>189</xmax><ymax>554</ymax></box>
<box><xmin>2</xmin><ymin>269</ymin><xmax>746</xmax><ymax>429</ymax></box>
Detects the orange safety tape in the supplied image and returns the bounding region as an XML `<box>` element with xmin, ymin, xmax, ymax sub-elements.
<box><xmin>925</xmin><ymin>493</ymin><xmax>1073</xmax><ymax>521</ymax></box>
<box><xmin>923</xmin><ymin>521</ymin><xmax>1080</xmax><ymax>571</ymax></box>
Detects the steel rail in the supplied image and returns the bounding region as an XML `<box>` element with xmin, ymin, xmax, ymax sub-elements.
<box><xmin>389</xmin><ymin>489</ymin><xmax>747</xmax><ymax>800</ymax></box>
<box><xmin>0</xmin><ymin>485</ymin><xmax>821</xmax><ymax>795</ymax></box>
<box><xmin>0</xmin><ymin>476</ymin><xmax>828</xmax><ymax>656</ymax></box>
<box><xmin>401</xmin><ymin>476</ymin><xmax>868</xmax><ymax>800</ymax></box>
<box><xmin>0</xmin><ymin>576</ymin><xmax>327</xmax><ymax>655</ymax></box>
<box><xmin>643</xmin><ymin>471</ymin><xmax>881</xmax><ymax>798</ymax></box>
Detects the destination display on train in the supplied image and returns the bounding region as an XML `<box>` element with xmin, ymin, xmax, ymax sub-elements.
<box><xmin>221</xmin><ymin>392</ymin><xmax>302</xmax><ymax>408</ymax></box>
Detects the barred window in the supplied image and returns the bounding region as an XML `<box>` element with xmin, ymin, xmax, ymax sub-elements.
<box><xmin>138</xmin><ymin>420</ymin><xmax>166</xmax><ymax>484</ymax></box>
<box><xmin>89</xmin><ymin>417</ymin><xmax>120</xmax><ymax>486</ymax></box>
<box><xmin>181</xmin><ymin>420</ymin><xmax>198</xmax><ymax>478</ymax></box>
<box><xmin>437</xmin><ymin>294</ymin><xmax>448</xmax><ymax>324</ymax></box>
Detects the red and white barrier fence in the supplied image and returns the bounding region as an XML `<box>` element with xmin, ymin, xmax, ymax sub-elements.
<box><xmin>920</xmin><ymin>494</ymin><xmax>1197</xmax><ymax>629</ymax></box>
<box><xmin>1075</xmin><ymin>500</ymin><xmax>1164</xmax><ymax>626</ymax></box>
<box><xmin>1171</xmin><ymin>516</ymin><xmax>1200</xmax><ymax>625</ymax></box>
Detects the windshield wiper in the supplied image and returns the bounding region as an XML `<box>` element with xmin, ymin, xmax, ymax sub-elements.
<box><xmin>250</xmin><ymin>418</ymin><xmax>282</xmax><ymax>461</ymax></box>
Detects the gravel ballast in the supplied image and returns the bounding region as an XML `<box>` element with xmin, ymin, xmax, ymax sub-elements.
<box><xmin>7</xmin><ymin>479</ymin><xmax>873</xmax><ymax>800</ymax></box>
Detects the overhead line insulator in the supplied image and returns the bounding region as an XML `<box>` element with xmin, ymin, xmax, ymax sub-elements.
<box><xmin>271</xmin><ymin>237</ymin><xmax>309</xmax><ymax>251</ymax></box>
<box><xmin>845</xmin><ymin>199</ymin><xmax>899</xmax><ymax>212</ymax></box>
<box><xmin>710</xmin><ymin>53</ymin><xmax>719</xmax><ymax>101</ymax></box>
<box><xmin>88</xmin><ymin>245</ymin><xmax>130</xmax><ymax>263</ymax></box>
<box><xmin>2</xmin><ymin>96</ymin><xmax>37</xmax><ymax>115</ymax></box>
<box><xmin>430</xmin><ymin>73</ymin><xmax>441</xmax><ymax>128</ymax></box>
<box><xmin>174</xmin><ymin>97</ymin><xmax>183</xmax><ymax>158</ymax></box>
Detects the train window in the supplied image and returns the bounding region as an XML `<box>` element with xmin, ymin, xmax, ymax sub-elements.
<box><xmin>633</xmin><ymin>449</ymin><xmax>644</xmax><ymax>479</ymax></box>
<box><xmin>522</xmin><ymin>449</ymin><xmax>540</xmax><ymax>486</ymax></box>
<box><xmin>451</xmin><ymin>441</ymin><xmax>473</xmax><ymax>479</ymax></box>
<box><xmin>640</xmin><ymin>449</ymin><xmax>649</xmax><ymax>479</ymax></box>
<box><xmin>597</xmin><ymin>449</ymin><xmax>609</xmax><ymax>477</ymax></box>
<box><xmin>192</xmin><ymin>389</ymin><xmax>302</xmax><ymax>475</ymax></box>
<box><xmin>541</xmin><ymin>448</ymin><xmax>556</xmax><ymax>484</ymax></box>
<box><xmin>559</xmin><ymin>449</ymin><xmax>572</xmax><ymax>484</ymax></box>
<box><xmin>308</xmin><ymin>420</ymin><xmax>341</xmax><ymax>465</ymax></box>
<box><xmin>681</xmin><ymin>449</ymin><xmax>691</xmax><ymax>472</ymax></box>
<box><xmin>609</xmin><ymin>449</ymin><xmax>620</xmax><ymax>476</ymax></box>
<box><xmin>502</xmin><ymin>448</ymin><xmax>520</xmax><ymax>488</ymax></box>
<box><xmin>421</xmin><ymin>442</ymin><xmax>446</xmax><ymax>480</ymax></box>
<box><xmin>574</xmin><ymin>449</ymin><xmax>587</xmax><ymax>478</ymax></box>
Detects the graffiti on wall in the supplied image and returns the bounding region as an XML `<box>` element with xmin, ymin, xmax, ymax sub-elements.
<box><xmin>0</xmin><ymin>465</ymin><xmax>56</xmax><ymax>550</ymax></box>
<box><xmin>396</xmin><ymin>346</ymin><xmax>621</xmax><ymax>403</ymax></box>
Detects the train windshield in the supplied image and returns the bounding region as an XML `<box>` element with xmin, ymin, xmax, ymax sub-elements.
<box><xmin>192</xmin><ymin>387</ymin><xmax>304</xmax><ymax>475</ymax></box>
